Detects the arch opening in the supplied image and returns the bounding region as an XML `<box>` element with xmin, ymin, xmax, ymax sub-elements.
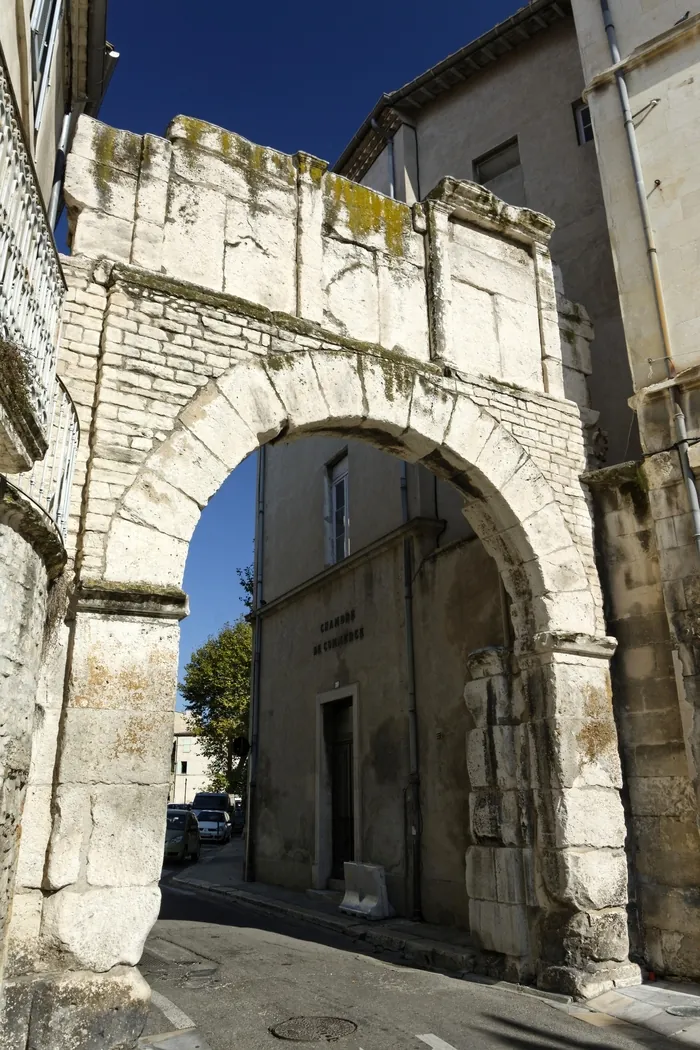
<box><xmin>42</xmin><ymin>335</ymin><xmax>630</xmax><ymax>997</ymax></box>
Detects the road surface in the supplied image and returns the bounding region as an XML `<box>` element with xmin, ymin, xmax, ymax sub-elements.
<box><xmin>140</xmin><ymin>872</ymin><xmax>672</xmax><ymax>1050</ymax></box>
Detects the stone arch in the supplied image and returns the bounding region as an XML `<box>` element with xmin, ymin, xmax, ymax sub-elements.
<box><xmin>102</xmin><ymin>350</ymin><xmax>596</xmax><ymax>642</ymax></box>
<box><xmin>36</xmin><ymin>345</ymin><xmax>633</xmax><ymax>998</ymax></box>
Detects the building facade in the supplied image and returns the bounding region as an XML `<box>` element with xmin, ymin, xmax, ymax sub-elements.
<box><xmin>170</xmin><ymin>713</ymin><xmax>209</xmax><ymax>804</ymax></box>
<box><xmin>0</xmin><ymin>0</ymin><xmax>114</xmax><ymax>1043</ymax></box>
<box><xmin>249</xmin><ymin>0</ymin><xmax>700</xmax><ymax>988</ymax></box>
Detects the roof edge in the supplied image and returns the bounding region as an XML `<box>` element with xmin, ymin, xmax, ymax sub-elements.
<box><xmin>333</xmin><ymin>0</ymin><xmax>572</xmax><ymax>179</ymax></box>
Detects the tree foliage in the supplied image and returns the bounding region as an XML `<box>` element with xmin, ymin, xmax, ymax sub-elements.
<box><xmin>236</xmin><ymin>563</ymin><xmax>254</xmax><ymax>611</ymax></box>
<box><xmin>180</xmin><ymin>618</ymin><xmax>252</xmax><ymax>795</ymax></box>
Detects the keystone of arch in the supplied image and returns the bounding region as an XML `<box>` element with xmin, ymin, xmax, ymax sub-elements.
<box><xmin>105</xmin><ymin>351</ymin><xmax>594</xmax><ymax>637</ymax></box>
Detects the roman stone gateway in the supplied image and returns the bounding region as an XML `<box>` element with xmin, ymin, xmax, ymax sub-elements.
<box><xmin>2</xmin><ymin>113</ymin><xmax>639</xmax><ymax>1045</ymax></box>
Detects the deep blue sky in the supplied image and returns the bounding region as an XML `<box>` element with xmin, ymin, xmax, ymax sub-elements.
<box><xmin>96</xmin><ymin>0</ymin><xmax>523</xmax><ymax>700</ymax></box>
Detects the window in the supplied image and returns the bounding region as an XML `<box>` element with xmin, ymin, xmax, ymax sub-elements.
<box><xmin>30</xmin><ymin>0</ymin><xmax>63</xmax><ymax>130</ymax></box>
<box><xmin>180</xmin><ymin>761</ymin><xmax>188</xmax><ymax>774</ymax></box>
<box><xmin>182</xmin><ymin>739</ymin><xmax>191</xmax><ymax>753</ymax></box>
<box><xmin>574</xmin><ymin>101</ymin><xmax>594</xmax><ymax>145</ymax></box>
<box><xmin>327</xmin><ymin>455</ymin><xmax>349</xmax><ymax>564</ymax></box>
<box><xmin>473</xmin><ymin>137</ymin><xmax>526</xmax><ymax>207</ymax></box>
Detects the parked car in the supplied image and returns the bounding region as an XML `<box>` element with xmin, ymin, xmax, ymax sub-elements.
<box><xmin>195</xmin><ymin>809</ymin><xmax>231</xmax><ymax>843</ymax></box>
<box><xmin>167</xmin><ymin>802</ymin><xmax>191</xmax><ymax>810</ymax></box>
<box><xmin>191</xmin><ymin>791</ymin><xmax>229</xmax><ymax>813</ymax></box>
<box><xmin>164</xmin><ymin>810</ymin><xmax>200</xmax><ymax>862</ymax></box>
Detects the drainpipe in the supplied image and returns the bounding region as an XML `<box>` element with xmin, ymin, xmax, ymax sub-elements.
<box><xmin>244</xmin><ymin>445</ymin><xmax>266</xmax><ymax>882</ymax></box>
<box><xmin>48</xmin><ymin>108</ymin><xmax>75</xmax><ymax>229</ymax></box>
<box><xmin>401</xmin><ymin>462</ymin><xmax>422</xmax><ymax>919</ymax></box>
<box><xmin>598</xmin><ymin>0</ymin><xmax>700</xmax><ymax>555</ymax></box>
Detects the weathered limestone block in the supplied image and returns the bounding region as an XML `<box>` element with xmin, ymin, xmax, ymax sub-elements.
<box><xmin>4</xmin><ymin>890</ymin><xmax>42</xmax><ymax>977</ymax></box>
<box><xmin>216</xmin><ymin>359</ymin><xmax>287</xmax><ymax>445</ymax></box>
<box><xmin>263</xmin><ymin>352</ymin><xmax>329</xmax><ymax>434</ymax></box>
<box><xmin>403</xmin><ymin>377</ymin><xmax>455</xmax><ymax>460</ymax></box>
<box><xmin>87</xmin><ymin>785</ymin><xmax>169</xmax><ymax>887</ymax></box>
<box><xmin>312</xmin><ymin>352</ymin><xmax>366</xmax><ymax>430</ymax></box>
<box><xmin>376</xmin><ymin>254</ymin><xmax>430</xmax><ymax>360</ymax></box>
<box><xmin>0</xmin><ymin>504</ymin><xmax>56</xmax><ymax>979</ymax></box>
<box><xmin>494</xmin><ymin>847</ymin><xmax>537</xmax><ymax>906</ymax></box>
<box><xmin>539</xmin><ymin>787</ymin><xmax>626</xmax><ymax>850</ymax></box>
<box><xmin>106</xmin><ymin>519</ymin><xmax>189</xmax><ymax>587</ymax></box>
<box><xmin>295</xmin><ymin>153</ymin><xmax>327</xmax><ymax>323</ymax></box>
<box><xmin>1</xmin><ymin>966</ymin><xmax>150</xmax><ymax>1050</ymax></box>
<box><xmin>540</xmin><ymin>848</ymin><xmax>628</xmax><ymax>910</ymax></box>
<box><xmin>42</xmin><ymin>885</ymin><xmax>160</xmax><ymax>971</ymax></box>
<box><xmin>46</xmin><ymin>783</ymin><xmax>89</xmax><ymax>890</ymax></box>
<box><xmin>469</xmin><ymin>899</ymin><xmax>531</xmax><ymax>958</ymax></box>
<box><xmin>225</xmin><ymin>199</ymin><xmax>296</xmax><ymax>313</ymax></box>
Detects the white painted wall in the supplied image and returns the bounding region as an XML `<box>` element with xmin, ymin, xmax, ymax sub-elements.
<box><xmin>170</xmin><ymin>714</ymin><xmax>209</xmax><ymax>804</ymax></box>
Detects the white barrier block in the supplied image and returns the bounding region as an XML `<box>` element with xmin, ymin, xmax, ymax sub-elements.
<box><xmin>339</xmin><ymin>862</ymin><xmax>394</xmax><ymax>920</ymax></box>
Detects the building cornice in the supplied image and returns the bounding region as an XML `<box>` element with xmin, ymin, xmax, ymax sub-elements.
<box><xmin>583</xmin><ymin>11</ymin><xmax>700</xmax><ymax>100</ymax></box>
<box><xmin>254</xmin><ymin>517</ymin><xmax>444</xmax><ymax>620</ymax></box>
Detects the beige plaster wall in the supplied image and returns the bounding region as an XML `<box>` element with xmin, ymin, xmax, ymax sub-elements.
<box><xmin>572</xmin><ymin>0</ymin><xmax>700</xmax><ymax>387</ymax></box>
<box><xmin>360</xmin><ymin>20</ymin><xmax>632</xmax><ymax>464</ymax></box>
<box><xmin>263</xmin><ymin>439</ymin><xmax>472</xmax><ymax>601</ymax></box>
<box><xmin>255</xmin><ymin>524</ymin><xmax>503</xmax><ymax>922</ymax></box>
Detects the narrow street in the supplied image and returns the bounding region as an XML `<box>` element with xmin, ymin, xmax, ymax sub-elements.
<box><xmin>139</xmin><ymin>864</ymin><xmax>675</xmax><ymax>1050</ymax></box>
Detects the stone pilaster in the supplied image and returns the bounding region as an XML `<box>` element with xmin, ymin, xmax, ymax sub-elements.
<box><xmin>14</xmin><ymin>581</ymin><xmax>190</xmax><ymax>1048</ymax></box>
<box><xmin>464</xmin><ymin>636</ymin><xmax>640</xmax><ymax>997</ymax></box>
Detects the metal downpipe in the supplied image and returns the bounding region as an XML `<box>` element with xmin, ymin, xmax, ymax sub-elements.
<box><xmin>401</xmin><ymin>462</ymin><xmax>422</xmax><ymax>919</ymax></box>
<box><xmin>244</xmin><ymin>445</ymin><xmax>266</xmax><ymax>882</ymax></box>
<box><xmin>599</xmin><ymin>0</ymin><xmax>700</xmax><ymax>556</ymax></box>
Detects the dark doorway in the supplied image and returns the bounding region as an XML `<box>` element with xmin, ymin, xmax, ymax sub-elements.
<box><xmin>328</xmin><ymin>699</ymin><xmax>354</xmax><ymax>881</ymax></box>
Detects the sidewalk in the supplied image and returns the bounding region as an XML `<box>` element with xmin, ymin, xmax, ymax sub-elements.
<box><xmin>171</xmin><ymin>839</ymin><xmax>700</xmax><ymax>1046</ymax></box>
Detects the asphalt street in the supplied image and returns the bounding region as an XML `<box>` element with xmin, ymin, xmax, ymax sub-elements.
<box><xmin>140</xmin><ymin>863</ymin><xmax>678</xmax><ymax>1050</ymax></box>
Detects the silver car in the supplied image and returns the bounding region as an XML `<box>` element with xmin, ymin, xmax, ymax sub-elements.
<box><xmin>194</xmin><ymin>809</ymin><xmax>231</xmax><ymax>843</ymax></box>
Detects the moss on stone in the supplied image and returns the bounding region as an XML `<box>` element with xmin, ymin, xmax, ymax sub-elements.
<box><xmin>110</xmin><ymin>263</ymin><xmax>445</xmax><ymax>377</ymax></box>
<box><xmin>91</xmin><ymin>125</ymin><xmax>142</xmax><ymax>211</ymax></box>
<box><xmin>82</xmin><ymin>577</ymin><xmax>184</xmax><ymax>597</ymax></box>
<box><xmin>0</xmin><ymin>337</ymin><xmax>33</xmax><ymax>422</ymax></box>
<box><xmin>325</xmin><ymin>174</ymin><xmax>409</xmax><ymax>257</ymax></box>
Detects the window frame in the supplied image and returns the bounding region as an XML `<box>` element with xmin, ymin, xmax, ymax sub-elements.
<box><xmin>30</xmin><ymin>0</ymin><xmax>63</xmax><ymax>131</ymax></box>
<box><xmin>573</xmin><ymin>100</ymin><xmax>594</xmax><ymax>145</ymax></box>
<box><xmin>473</xmin><ymin>136</ymin><xmax>521</xmax><ymax>185</ymax></box>
<box><xmin>326</xmin><ymin>452</ymin><xmax>350</xmax><ymax>565</ymax></box>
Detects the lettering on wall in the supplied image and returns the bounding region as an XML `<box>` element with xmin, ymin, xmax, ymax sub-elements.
<box><xmin>313</xmin><ymin>608</ymin><xmax>365</xmax><ymax>656</ymax></box>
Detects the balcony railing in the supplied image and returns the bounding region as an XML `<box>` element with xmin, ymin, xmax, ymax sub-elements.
<box><xmin>7</xmin><ymin>377</ymin><xmax>79</xmax><ymax>540</ymax></box>
<box><xmin>0</xmin><ymin>45</ymin><xmax>65</xmax><ymax>437</ymax></box>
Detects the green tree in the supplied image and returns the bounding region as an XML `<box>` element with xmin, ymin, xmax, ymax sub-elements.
<box><xmin>236</xmin><ymin>564</ymin><xmax>254</xmax><ymax>611</ymax></box>
<box><xmin>180</xmin><ymin>618</ymin><xmax>252</xmax><ymax>795</ymax></box>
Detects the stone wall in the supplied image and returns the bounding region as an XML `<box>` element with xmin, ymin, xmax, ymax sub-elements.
<box><xmin>587</xmin><ymin>462</ymin><xmax>700</xmax><ymax>979</ymax></box>
<box><xmin>0</xmin><ymin>110</ymin><xmax>640</xmax><ymax>1047</ymax></box>
<box><xmin>0</xmin><ymin>483</ymin><xmax>64</xmax><ymax>983</ymax></box>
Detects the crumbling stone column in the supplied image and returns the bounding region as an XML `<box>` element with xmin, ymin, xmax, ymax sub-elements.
<box><xmin>634</xmin><ymin>378</ymin><xmax>700</xmax><ymax>818</ymax></box>
<box><xmin>464</xmin><ymin>636</ymin><xmax>639</xmax><ymax>997</ymax></box>
<box><xmin>16</xmin><ymin>582</ymin><xmax>188</xmax><ymax>1047</ymax></box>
<box><xmin>0</xmin><ymin>484</ymin><xmax>64</xmax><ymax>986</ymax></box>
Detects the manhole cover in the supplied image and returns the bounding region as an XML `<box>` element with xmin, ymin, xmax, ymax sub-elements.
<box><xmin>666</xmin><ymin>1005</ymin><xmax>700</xmax><ymax>1018</ymax></box>
<box><xmin>270</xmin><ymin>1016</ymin><xmax>357</xmax><ymax>1042</ymax></box>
